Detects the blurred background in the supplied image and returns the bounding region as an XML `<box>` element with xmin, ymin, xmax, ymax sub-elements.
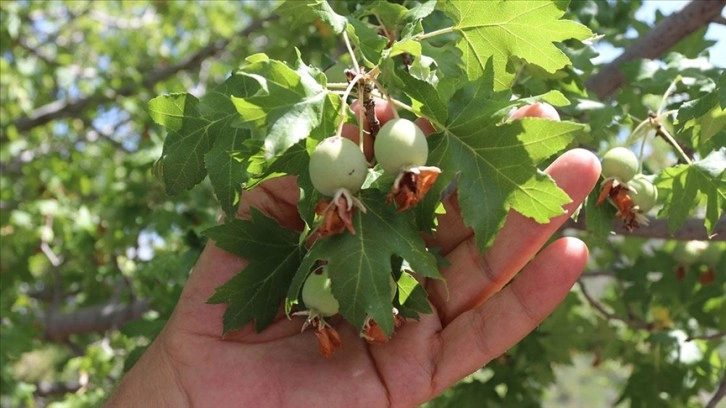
<box><xmin>1</xmin><ymin>1</ymin><xmax>724</xmax><ymax>407</ymax></box>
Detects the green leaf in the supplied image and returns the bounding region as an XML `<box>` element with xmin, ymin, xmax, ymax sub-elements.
<box><xmin>345</xmin><ymin>18</ymin><xmax>387</xmax><ymax>66</ymax></box>
<box><xmin>677</xmin><ymin>92</ymin><xmax>726</xmax><ymax>145</ymax></box>
<box><xmin>656</xmin><ymin>148</ymin><xmax>726</xmax><ymax>235</ymax></box>
<box><xmin>362</xmin><ymin>1</ymin><xmax>409</xmax><ymax>29</ymax></box>
<box><xmin>439</xmin><ymin>0</ymin><xmax>592</xmax><ymax>88</ymax></box>
<box><xmin>428</xmin><ymin>80</ymin><xmax>580</xmax><ymax>250</ymax></box>
<box><xmin>287</xmin><ymin>190</ymin><xmax>441</xmax><ymax>336</ymax></box>
<box><xmin>204</xmin><ymin>128</ymin><xmax>249</xmax><ymax>217</ymax></box>
<box><xmin>394</xmin><ymin>67</ymin><xmax>448</xmax><ymax>126</ymax></box>
<box><xmin>403</xmin><ymin>0</ymin><xmax>437</xmax><ymax>22</ymax></box>
<box><xmin>396</xmin><ymin>270</ymin><xmax>432</xmax><ymax>319</ymax></box>
<box><xmin>231</xmin><ymin>54</ymin><xmax>336</xmax><ymax>158</ymax></box>
<box><xmin>205</xmin><ymin>210</ymin><xmax>303</xmax><ymax>333</ymax></box>
<box><xmin>275</xmin><ymin>0</ymin><xmax>347</xmax><ymax>33</ymax></box>
<box><xmin>149</xmin><ymin>94</ymin><xmax>210</xmax><ymax>195</ymax></box>
<box><xmin>150</xmin><ymin>74</ymin><xmax>252</xmax><ymax>196</ymax></box>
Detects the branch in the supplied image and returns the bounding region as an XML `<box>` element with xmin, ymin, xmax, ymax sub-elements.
<box><xmin>586</xmin><ymin>0</ymin><xmax>726</xmax><ymax>99</ymax></box>
<box><xmin>44</xmin><ymin>298</ymin><xmax>151</xmax><ymax>342</ymax></box>
<box><xmin>11</xmin><ymin>16</ymin><xmax>273</xmax><ymax>133</ymax></box>
<box><xmin>564</xmin><ymin>215</ymin><xmax>726</xmax><ymax>241</ymax></box>
<box><xmin>577</xmin><ymin>280</ymin><xmax>653</xmax><ymax>331</ymax></box>
<box><xmin>35</xmin><ymin>380</ymin><xmax>82</xmax><ymax>398</ymax></box>
<box><xmin>706</xmin><ymin>372</ymin><xmax>726</xmax><ymax>408</ymax></box>
<box><xmin>686</xmin><ymin>331</ymin><xmax>726</xmax><ymax>342</ymax></box>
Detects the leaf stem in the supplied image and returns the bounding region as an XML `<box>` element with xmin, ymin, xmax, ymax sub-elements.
<box><xmin>631</xmin><ymin>118</ymin><xmax>652</xmax><ymax>173</ymax></box>
<box><xmin>327</xmin><ymin>82</ymin><xmax>350</xmax><ymax>90</ymax></box>
<box><xmin>656</xmin><ymin>125</ymin><xmax>693</xmax><ymax>165</ymax></box>
<box><xmin>343</xmin><ymin>30</ymin><xmax>360</xmax><ymax>74</ymax></box>
<box><xmin>415</xmin><ymin>26</ymin><xmax>456</xmax><ymax>41</ymax></box>
<box><xmin>336</xmin><ymin>74</ymin><xmax>363</xmax><ymax>136</ymax></box>
<box><xmin>657</xmin><ymin>76</ymin><xmax>681</xmax><ymax>117</ymax></box>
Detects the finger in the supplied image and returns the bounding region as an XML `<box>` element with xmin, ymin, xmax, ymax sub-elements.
<box><xmin>427</xmin><ymin>149</ymin><xmax>600</xmax><ymax>323</ymax></box>
<box><xmin>431</xmin><ymin>237</ymin><xmax>587</xmax><ymax>392</ymax></box>
<box><xmin>236</xmin><ymin>175</ymin><xmax>303</xmax><ymax>231</ymax></box>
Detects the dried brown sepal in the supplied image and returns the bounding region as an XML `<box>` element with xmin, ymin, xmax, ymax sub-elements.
<box><xmin>362</xmin><ymin>320</ymin><xmax>388</xmax><ymax>345</ymax></box>
<box><xmin>388</xmin><ymin>166</ymin><xmax>441</xmax><ymax>212</ymax></box>
<box><xmin>310</xmin><ymin>195</ymin><xmax>357</xmax><ymax>241</ymax></box>
<box><xmin>598</xmin><ymin>181</ymin><xmax>649</xmax><ymax>231</ymax></box>
<box><xmin>675</xmin><ymin>265</ymin><xmax>686</xmax><ymax>282</ymax></box>
<box><xmin>361</xmin><ymin>313</ymin><xmax>404</xmax><ymax>345</ymax></box>
<box><xmin>314</xmin><ymin>325</ymin><xmax>342</xmax><ymax>357</ymax></box>
<box><xmin>596</xmin><ymin>178</ymin><xmax>615</xmax><ymax>206</ymax></box>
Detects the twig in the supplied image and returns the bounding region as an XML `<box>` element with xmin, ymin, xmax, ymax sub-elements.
<box><xmin>706</xmin><ymin>372</ymin><xmax>726</xmax><ymax>408</ymax></box>
<box><xmin>44</xmin><ymin>299</ymin><xmax>151</xmax><ymax>342</ymax></box>
<box><xmin>586</xmin><ymin>0</ymin><xmax>726</xmax><ymax>99</ymax></box>
<box><xmin>577</xmin><ymin>280</ymin><xmax>653</xmax><ymax>330</ymax></box>
<box><xmin>34</xmin><ymin>380</ymin><xmax>82</xmax><ymax>398</ymax></box>
<box><xmin>686</xmin><ymin>332</ymin><xmax>726</xmax><ymax>342</ymax></box>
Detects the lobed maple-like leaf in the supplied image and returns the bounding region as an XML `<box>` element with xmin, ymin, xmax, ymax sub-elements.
<box><xmin>423</xmin><ymin>74</ymin><xmax>582</xmax><ymax>251</ymax></box>
<box><xmin>230</xmin><ymin>53</ymin><xmax>339</xmax><ymax>158</ymax></box>
<box><xmin>149</xmin><ymin>76</ymin><xmax>257</xmax><ymax>215</ymax></box>
<box><xmin>676</xmin><ymin>92</ymin><xmax>726</xmax><ymax>150</ymax></box>
<box><xmin>275</xmin><ymin>0</ymin><xmax>347</xmax><ymax>33</ymax></box>
<box><xmin>286</xmin><ymin>190</ymin><xmax>441</xmax><ymax>337</ymax></box>
<box><xmin>439</xmin><ymin>0</ymin><xmax>592</xmax><ymax>89</ymax></box>
<box><xmin>276</xmin><ymin>0</ymin><xmax>388</xmax><ymax>65</ymax></box>
<box><xmin>149</xmin><ymin>74</ymin><xmax>255</xmax><ymax>202</ymax></box>
<box><xmin>149</xmin><ymin>93</ymin><xmax>211</xmax><ymax>195</ymax></box>
<box><xmin>656</xmin><ymin>148</ymin><xmax>726</xmax><ymax>235</ymax></box>
<box><xmin>205</xmin><ymin>209</ymin><xmax>304</xmax><ymax>333</ymax></box>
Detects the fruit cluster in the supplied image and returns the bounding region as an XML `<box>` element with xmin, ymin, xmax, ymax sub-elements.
<box><xmin>298</xmin><ymin>265</ymin><xmax>401</xmax><ymax>355</ymax></box>
<box><xmin>597</xmin><ymin>147</ymin><xmax>658</xmax><ymax>230</ymax></box>
<box><xmin>299</xmin><ymin>114</ymin><xmax>439</xmax><ymax>356</ymax></box>
<box><xmin>308</xmin><ymin>116</ymin><xmax>441</xmax><ymax>240</ymax></box>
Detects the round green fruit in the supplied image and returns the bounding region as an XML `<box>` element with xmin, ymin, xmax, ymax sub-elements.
<box><xmin>701</xmin><ymin>242</ymin><xmax>723</xmax><ymax>267</ymax></box>
<box><xmin>309</xmin><ymin>136</ymin><xmax>368</xmax><ymax>197</ymax></box>
<box><xmin>374</xmin><ymin>118</ymin><xmax>428</xmax><ymax>174</ymax></box>
<box><xmin>628</xmin><ymin>175</ymin><xmax>658</xmax><ymax>212</ymax></box>
<box><xmin>601</xmin><ymin>147</ymin><xmax>638</xmax><ymax>183</ymax></box>
<box><xmin>302</xmin><ymin>267</ymin><xmax>339</xmax><ymax>317</ymax></box>
<box><xmin>673</xmin><ymin>241</ymin><xmax>708</xmax><ymax>266</ymax></box>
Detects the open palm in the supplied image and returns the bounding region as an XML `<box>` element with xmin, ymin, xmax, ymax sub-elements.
<box><xmin>108</xmin><ymin>146</ymin><xmax>600</xmax><ymax>408</ymax></box>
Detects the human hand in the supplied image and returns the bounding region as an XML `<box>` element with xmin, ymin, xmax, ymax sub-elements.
<box><xmin>107</xmin><ymin>103</ymin><xmax>601</xmax><ymax>408</ymax></box>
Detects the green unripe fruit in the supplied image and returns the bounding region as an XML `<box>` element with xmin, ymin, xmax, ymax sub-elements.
<box><xmin>374</xmin><ymin>118</ymin><xmax>428</xmax><ymax>174</ymax></box>
<box><xmin>673</xmin><ymin>241</ymin><xmax>708</xmax><ymax>265</ymax></box>
<box><xmin>309</xmin><ymin>136</ymin><xmax>368</xmax><ymax>197</ymax></box>
<box><xmin>602</xmin><ymin>147</ymin><xmax>638</xmax><ymax>183</ymax></box>
<box><xmin>701</xmin><ymin>243</ymin><xmax>723</xmax><ymax>267</ymax></box>
<box><xmin>302</xmin><ymin>267</ymin><xmax>339</xmax><ymax>317</ymax></box>
<box><xmin>628</xmin><ymin>175</ymin><xmax>658</xmax><ymax>212</ymax></box>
